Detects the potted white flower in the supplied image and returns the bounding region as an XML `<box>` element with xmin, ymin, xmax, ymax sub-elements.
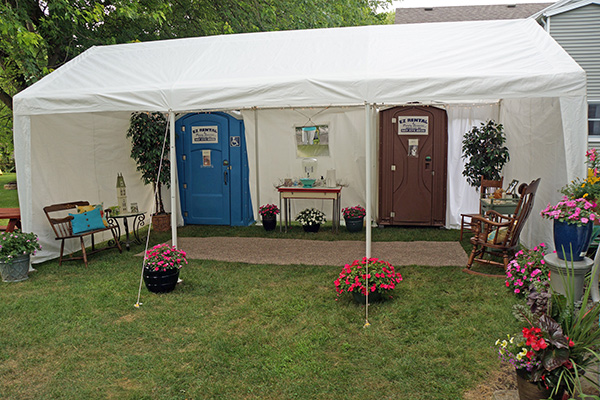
<box><xmin>0</xmin><ymin>230</ymin><xmax>42</xmax><ymax>283</ymax></box>
<box><xmin>295</xmin><ymin>208</ymin><xmax>326</xmax><ymax>233</ymax></box>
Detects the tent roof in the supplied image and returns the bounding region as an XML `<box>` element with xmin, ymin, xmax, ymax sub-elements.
<box><xmin>14</xmin><ymin>18</ymin><xmax>585</xmax><ymax>116</ymax></box>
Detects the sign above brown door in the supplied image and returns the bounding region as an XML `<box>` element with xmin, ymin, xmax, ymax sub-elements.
<box><xmin>378</xmin><ymin>106</ymin><xmax>448</xmax><ymax>226</ymax></box>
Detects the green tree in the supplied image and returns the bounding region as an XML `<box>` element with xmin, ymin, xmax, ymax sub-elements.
<box><xmin>0</xmin><ymin>0</ymin><xmax>391</xmax><ymax>170</ymax></box>
<box><xmin>126</xmin><ymin>112</ymin><xmax>170</xmax><ymax>215</ymax></box>
<box><xmin>1</xmin><ymin>0</ymin><xmax>391</xmax><ymax>110</ymax></box>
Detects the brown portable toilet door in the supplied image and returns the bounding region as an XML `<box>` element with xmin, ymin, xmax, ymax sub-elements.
<box><xmin>378</xmin><ymin>106</ymin><xmax>448</xmax><ymax>226</ymax></box>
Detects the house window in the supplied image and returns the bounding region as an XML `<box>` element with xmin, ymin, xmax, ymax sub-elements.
<box><xmin>590</xmin><ymin>102</ymin><xmax>600</xmax><ymax>136</ymax></box>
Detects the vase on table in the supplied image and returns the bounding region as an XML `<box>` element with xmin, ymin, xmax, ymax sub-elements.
<box><xmin>262</xmin><ymin>216</ymin><xmax>277</xmax><ymax>231</ymax></box>
<box><xmin>553</xmin><ymin>219</ymin><xmax>594</xmax><ymax>261</ymax></box>
<box><xmin>303</xmin><ymin>224</ymin><xmax>320</xmax><ymax>233</ymax></box>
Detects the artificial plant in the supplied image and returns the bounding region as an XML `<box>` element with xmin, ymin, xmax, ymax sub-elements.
<box><xmin>461</xmin><ymin>120</ymin><xmax>510</xmax><ymax>188</ymax></box>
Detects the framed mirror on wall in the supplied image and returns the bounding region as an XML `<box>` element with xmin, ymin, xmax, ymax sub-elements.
<box><xmin>295</xmin><ymin>125</ymin><xmax>330</xmax><ymax>157</ymax></box>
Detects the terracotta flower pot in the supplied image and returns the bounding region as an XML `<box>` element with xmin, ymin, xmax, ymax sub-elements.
<box><xmin>515</xmin><ymin>369</ymin><xmax>565</xmax><ymax>400</ymax></box>
<box><xmin>152</xmin><ymin>213</ymin><xmax>171</xmax><ymax>232</ymax></box>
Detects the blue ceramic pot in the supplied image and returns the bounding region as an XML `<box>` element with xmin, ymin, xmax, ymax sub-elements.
<box><xmin>553</xmin><ymin>220</ymin><xmax>594</xmax><ymax>261</ymax></box>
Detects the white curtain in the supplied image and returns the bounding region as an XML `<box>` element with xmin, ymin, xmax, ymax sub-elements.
<box><xmin>445</xmin><ymin>103</ymin><xmax>500</xmax><ymax>228</ymax></box>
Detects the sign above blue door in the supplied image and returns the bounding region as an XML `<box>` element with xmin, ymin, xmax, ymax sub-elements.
<box><xmin>192</xmin><ymin>126</ymin><xmax>219</xmax><ymax>143</ymax></box>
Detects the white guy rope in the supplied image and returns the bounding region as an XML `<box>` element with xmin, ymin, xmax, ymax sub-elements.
<box><xmin>135</xmin><ymin>111</ymin><xmax>172</xmax><ymax>308</ymax></box>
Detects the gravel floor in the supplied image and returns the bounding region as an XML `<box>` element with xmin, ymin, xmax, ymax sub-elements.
<box><xmin>172</xmin><ymin>237</ymin><xmax>467</xmax><ymax>267</ymax></box>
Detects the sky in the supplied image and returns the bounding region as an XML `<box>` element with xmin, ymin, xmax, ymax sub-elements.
<box><xmin>385</xmin><ymin>0</ymin><xmax>553</xmax><ymax>9</ymax></box>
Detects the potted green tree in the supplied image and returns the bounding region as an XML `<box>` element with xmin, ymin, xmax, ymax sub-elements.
<box><xmin>0</xmin><ymin>230</ymin><xmax>42</xmax><ymax>282</ymax></box>
<box><xmin>126</xmin><ymin>112</ymin><xmax>171</xmax><ymax>232</ymax></box>
<box><xmin>461</xmin><ymin>120</ymin><xmax>510</xmax><ymax>188</ymax></box>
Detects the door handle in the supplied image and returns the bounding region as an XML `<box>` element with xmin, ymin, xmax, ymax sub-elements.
<box><xmin>224</xmin><ymin>170</ymin><xmax>228</xmax><ymax>185</ymax></box>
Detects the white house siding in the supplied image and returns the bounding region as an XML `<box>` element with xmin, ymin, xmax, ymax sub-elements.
<box><xmin>546</xmin><ymin>3</ymin><xmax>600</xmax><ymax>146</ymax></box>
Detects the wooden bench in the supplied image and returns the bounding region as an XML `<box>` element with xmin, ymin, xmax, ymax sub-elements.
<box><xmin>43</xmin><ymin>201</ymin><xmax>122</xmax><ymax>267</ymax></box>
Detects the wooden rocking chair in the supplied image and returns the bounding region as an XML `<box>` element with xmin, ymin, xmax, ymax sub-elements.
<box><xmin>464</xmin><ymin>178</ymin><xmax>540</xmax><ymax>277</ymax></box>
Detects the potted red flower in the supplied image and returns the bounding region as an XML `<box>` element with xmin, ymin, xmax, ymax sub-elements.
<box><xmin>258</xmin><ymin>204</ymin><xmax>279</xmax><ymax>231</ymax></box>
<box><xmin>143</xmin><ymin>243</ymin><xmax>187</xmax><ymax>293</ymax></box>
<box><xmin>334</xmin><ymin>257</ymin><xmax>402</xmax><ymax>304</ymax></box>
<box><xmin>341</xmin><ymin>205</ymin><xmax>366</xmax><ymax>233</ymax></box>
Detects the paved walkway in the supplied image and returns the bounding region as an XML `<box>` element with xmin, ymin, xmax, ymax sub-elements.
<box><xmin>174</xmin><ymin>237</ymin><xmax>467</xmax><ymax>267</ymax></box>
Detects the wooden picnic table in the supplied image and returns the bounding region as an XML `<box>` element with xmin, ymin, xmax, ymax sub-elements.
<box><xmin>0</xmin><ymin>208</ymin><xmax>21</xmax><ymax>232</ymax></box>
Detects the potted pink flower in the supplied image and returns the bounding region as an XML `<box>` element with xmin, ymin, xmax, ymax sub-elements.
<box><xmin>143</xmin><ymin>243</ymin><xmax>187</xmax><ymax>293</ymax></box>
<box><xmin>540</xmin><ymin>197</ymin><xmax>597</xmax><ymax>261</ymax></box>
<box><xmin>341</xmin><ymin>205</ymin><xmax>366</xmax><ymax>233</ymax></box>
<box><xmin>505</xmin><ymin>243</ymin><xmax>548</xmax><ymax>298</ymax></box>
<box><xmin>334</xmin><ymin>257</ymin><xmax>402</xmax><ymax>304</ymax></box>
<box><xmin>258</xmin><ymin>204</ymin><xmax>279</xmax><ymax>231</ymax></box>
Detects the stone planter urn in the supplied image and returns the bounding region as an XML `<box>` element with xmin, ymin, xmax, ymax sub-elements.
<box><xmin>0</xmin><ymin>254</ymin><xmax>30</xmax><ymax>283</ymax></box>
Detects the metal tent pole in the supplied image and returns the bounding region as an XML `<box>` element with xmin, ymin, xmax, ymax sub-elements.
<box><xmin>365</xmin><ymin>103</ymin><xmax>372</xmax><ymax>259</ymax></box>
<box><xmin>364</xmin><ymin>102</ymin><xmax>372</xmax><ymax>328</ymax></box>
<box><xmin>169</xmin><ymin>110</ymin><xmax>177</xmax><ymax>248</ymax></box>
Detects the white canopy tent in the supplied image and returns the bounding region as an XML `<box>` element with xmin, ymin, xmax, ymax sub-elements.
<box><xmin>13</xmin><ymin>18</ymin><xmax>587</xmax><ymax>263</ymax></box>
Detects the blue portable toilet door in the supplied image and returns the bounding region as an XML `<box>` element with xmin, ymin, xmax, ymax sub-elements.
<box><xmin>179</xmin><ymin>114</ymin><xmax>231</xmax><ymax>225</ymax></box>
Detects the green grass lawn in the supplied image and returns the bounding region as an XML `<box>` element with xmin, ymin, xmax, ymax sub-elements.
<box><xmin>0</xmin><ymin>174</ymin><xmax>517</xmax><ymax>399</ymax></box>
<box><xmin>0</xmin><ymin>245</ymin><xmax>518</xmax><ymax>400</ymax></box>
<box><xmin>0</xmin><ymin>173</ymin><xmax>18</xmax><ymax>219</ymax></box>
